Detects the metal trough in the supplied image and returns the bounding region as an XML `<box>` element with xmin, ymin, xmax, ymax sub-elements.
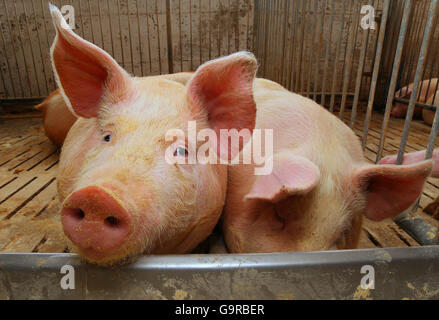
<box><xmin>0</xmin><ymin>247</ymin><xmax>438</xmax><ymax>299</ymax></box>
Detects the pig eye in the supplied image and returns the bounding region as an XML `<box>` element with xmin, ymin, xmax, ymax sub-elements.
<box><xmin>174</xmin><ymin>146</ymin><xmax>188</xmax><ymax>157</ymax></box>
<box><xmin>103</xmin><ymin>134</ymin><xmax>111</xmax><ymax>142</ymax></box>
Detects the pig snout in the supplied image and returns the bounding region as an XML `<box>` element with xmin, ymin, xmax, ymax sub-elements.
<box><xmin>61</xmin><ymin>186</ymin><xmax>132</xmax><ymax>253</ymax></box>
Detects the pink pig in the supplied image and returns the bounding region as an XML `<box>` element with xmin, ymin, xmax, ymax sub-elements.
<box><xmin>222</xmin><ymin>79</ymin><xmax>433</xmax><ymax>253</ymax></box>
<box><xmin>390</xmin><ymin>79</ymin><xmax>438</xmax><ymax>118</ymax></box>
<box><xmin>49</xmin><ymin>5</ymin><xmax>257</xmax><ymax>265</ymax></box>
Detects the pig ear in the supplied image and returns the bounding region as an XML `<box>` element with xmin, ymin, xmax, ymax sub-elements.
<box><xmin>187</xmin><ymin>52</ymin><xmax>257</xmax><ymax>160</ymax></box>
<box><xmin>245</xmin><ymin>152</ymin><xmax>320</xmax><ymax>203</ymax></box>
<box><xmin>354</xmin><ymin>160</ymin><xmax>433</xmax><ymax>221</ymax></box>
<box><xmin>49</xmin><ymin>4</ymin><xmax>131</xmax><ymax>118</ymax></box>
<box><xmin>379</xmin><ymin>149</ymin><xmax>439</xmax><ymax>178</ymax></box>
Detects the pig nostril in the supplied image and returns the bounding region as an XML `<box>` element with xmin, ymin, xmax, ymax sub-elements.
<box><xmin>71</xmin><ymin>208</ymin><xmax>85</xmax><ymax>220</ymax></box>
<box><xmin>105</xmin><ymin>216</ymin><xmax>120</xmax><ymax>227</ymax></box>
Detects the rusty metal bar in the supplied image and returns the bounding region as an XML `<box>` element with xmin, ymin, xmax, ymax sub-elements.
<box><xmin>299</xmin><ymin>0</ymin><xmax>308</xmax><ymax>94</ymax></box>
<box><xmin>305</xmin><ymin>0</ymin><xmax>319</xmax><ymax>98</ymax></box>
<box><xmin>320</xmin><ymin>0</ymin><xmax>335</xmax><ymax>107</ymax></box>
<box><xmin>165</xmin><ymin>0</ymin><xmax>174</xmax><ymax>74</ymax></box>
<box><xmin>280</xmin><ymin>0</ymin><xmax>290</xmax><ymax>87</ymax></box>
<box><xmin>376</xmin><ymin>0</ymin><xmax>413</xmax><ymax>163</ymax></box>
<box><xmin>287</xmin><ymin>0</ymin><xmax>298</xmax><ymax>91</ymax></box>
<box><xmin>362</xmin><ymin>0</ymin><xmax>391</xmax><ymax>148</ymax></box>
<box><xmin>397</xmin><ymin>0</ymin><xmax>438</xmax><ymax>164</ymax></box>
<box><xmin>393</xmin><ymin>97</ymin><xmax>438</xmax><ymax>110</ymax></box>
<box><xmin>339</xmin><ymin>1</ymin><xmax>360</xmax><ymax>118</ymax></box>
<box><xmin>329</xmin><ymin>0</ymin><xmax>348</xmax><ymax>112</ymax></box>
<box><xmin>350</xmin><ymin>0</ymin><xmax>372</xmax><ymax>128</ymax></box>
<box><xmin>313</xmin><ymin>0</ymin><xmax>327</xmax><ymax>101</ymax></box>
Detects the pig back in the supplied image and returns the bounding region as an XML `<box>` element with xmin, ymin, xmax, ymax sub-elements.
<box><xmin>252</xmin><ymin>78</ymin><xmax>364</xmax><ymax>165</ymax></box>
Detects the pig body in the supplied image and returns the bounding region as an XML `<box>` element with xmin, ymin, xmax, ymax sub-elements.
<box><xmin>35</xmin><ymin>89</ymin><xmax>77</xmax><ymax>147</ymax></box>
<box><xmin>391</xmin><ymin>79</ymin><xmax>438</xmax><ymax>118</ymax></box>
<box><xmin>223</xmin><ymin>79</ymin><xmax>433</xmax><ymax>253</ymax></box>
<box><xmin>422</xmin><ymin>91</ymin><xmax>439</xmax><ymax>126</ymax></box>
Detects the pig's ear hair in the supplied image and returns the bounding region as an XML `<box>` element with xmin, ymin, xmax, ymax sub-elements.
<box><xmin>379</xmin><ymin>149</ymin><xmax>439</xmax><ymax>178</ymax></box>
<box><xmin>49</xmin><ymin>4</ymin><xmax>131</xmax><ymax>118</ymax></box>
<box><xmin>245</xmin><ymin>152</ymin><xmax>320</xmax><ymax>203</ymax></box>
<box><xmin>187</xmin><ymin>52</ymin><xmax>258</xmax><ymax>160</ymax></box>
<box><xmin>353</xmin><ymin>160</ymin><xmax>433</xmax><ymax>221</ymax></box>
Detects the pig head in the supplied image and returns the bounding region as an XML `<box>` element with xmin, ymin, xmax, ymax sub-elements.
<box><xmin>49</xmin><ymin>4</ymin><xmax>257</xmax><ymax>265</ymax></box>
<box><xmin>223</xmin><ymin>79</ymin><xmax>433</xmax><ymax>253</ymax></box>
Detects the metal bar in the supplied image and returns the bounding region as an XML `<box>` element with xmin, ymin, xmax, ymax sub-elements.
<box><xmin>320</xmin><ymin>0</ymin><xmax>335</xmax><ymax>107</ymax></box>
<box><xmin>350</xmin><ymin>0</ymin><xmax>372</xmax><ymax>128</ymax></box>
<box><xmin>287</xmin><ymin>0</ymin><xmax>298</xmax><ymax>91</ymax></box>
<box><xmin>397</xmin><ymin>0</ymin><xmax>438</xmax><ymax>164</ymax></box>
<box><xmin>135</xmin><ymin>0</ymin><xmax>145</xmax><ymax>76</ymax></box>
<box><xmin>401</xmin><ymin>0</ymin><xmax>426</xmax><ymax>93</ymax></box>
<box><xmin>306</xmin><ymin>0</ymin><xmax>319</xmax><ymax>98</ymax></box>
<box><xmin>329</xmin><ymin>0</ymin><xmax>348</xmax><ymax>112</ymax></box>
<box><xmin>155</xmin><ymin>0</ymin><xmax>162</xmax><ymax>74</ymax></box>
<box><xmin>376</xmin><ymin>0</ymin><xmax>413</xmax><ymax>163</ymax></box>
<box><xmin>339</xmin><ymin>1</ymin><xmax>360</xmax><ymax>118</ymax></box>
<box><xmin>165</xmin><ymin>0</ymin><xmax>174</xmax><ymax>74</ymax></box>
<box><xmin>262</xmin><ymin>0</ymin><xmax>270</xmax><ymax>78</ymax></box>
<box><xmin>362</xmin><ymin>0</ymin><xmax>390</xmax><ymax>149</ymax></box>
<box><xmin>425</xmin><ymin>92</ymin><xmax>439</xmax><ymax>160</ymax></box>
<box><xmin>280</xmin><ymin>0</ymin><xmax>290</xmax><ymax>87</ymax></box>
<box><xmin>313</xmin><ymin>0</ymin><xmax>327</xmax><ymax>101</ymax></box>
<box><xmin>299</xmin><ymin>0</ymin><xmax>308</xmax><ymax>94</ymax></box>
<box><xmin>26</xmin><ymin>0</ymin><xmax>49</xmax><ymax>96</ymax></box>
<box><xmin>393</xmin><ymin>97</ymin><xmax>438</xmax><ymax>110</ymax></box>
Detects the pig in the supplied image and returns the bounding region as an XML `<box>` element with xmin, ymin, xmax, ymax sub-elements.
<box><xmin>422</xmin><ymin>91</ymin><xmax>439</xmax><ymax>126</ymax></box>
<box><xmin>390</xmin><ymin>79</ymin><xmax>438</xmax><ymax>118</ymax></box>
<box><xmin>222</xmin><ymin>79</ymin><xmax>433</xmax><ymax>253</ymax></box>
<box><xmin>34</xmin><ymin>89</ymin><xmax>77</xmax><ymax>147</ymax></box>
<box><xmin>35</xmin><ymin>74</ymin><xmax>195</xmax><ymax>147</ymax></box>
<box><xmin>48</xmin><ymin>5</ymin><xmax>257</xmax><ymax>265</ymax></box>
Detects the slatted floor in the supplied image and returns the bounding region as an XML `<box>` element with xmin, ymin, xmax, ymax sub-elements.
<box><xmin>0</xmin><ymin>107</ymin><xmax>438</xmax><ymax>253</ymax></box>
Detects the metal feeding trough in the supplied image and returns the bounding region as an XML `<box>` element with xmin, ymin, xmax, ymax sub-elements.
<box><xmin>1</xmin><ymin>0</ymin><xmax>439</xmax><ymax>300</ymax></box>
<box><xmin>0</xmin><ymin>247</ymin><xmax>438</xmax><ymax>299</ymax></box>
